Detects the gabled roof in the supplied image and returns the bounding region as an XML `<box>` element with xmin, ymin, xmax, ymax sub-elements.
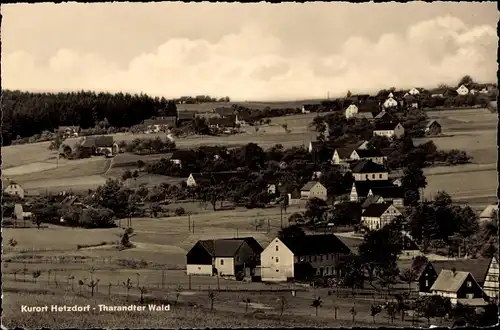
<box><xmin>351</xmin><ymin>160</ymin><xmax>388</xmax><ymax>174</ymax></box>
<box><xmin>190</xmin><ymin>171</ymin><xmax>247</xmax><ymax>185</ymax></box>
<box><xmin>277</xmin><ymin>185</ymin><xmax>301</xmax><ymax>199</ymax></box>
<box><xmin>369</xmin><ymin>186</ymin><xmax>404</xmax><ymax>199</ymax></box>
<box><xmin>353</xmin><ymin>112</ymin><xmax>376</xmax><ymax>120</ymax></box>
<box><xmin>178</xmin><ymin>111</ymin><xmax>197</xmax><ymax>120</ymax></box>
<box><xmin>430</xmin><ymin>259</ymin><xmax>491</xmax><ymax>284</ymax></box>
<box><xmin>335</xmin><ymin>147</ymin><xmax>356</xmax><ymax>159</ymax></box>
<box><xmin>353</xmin><ymin>180</ymin><xmax>395</xmax><ymax>197</ymax></box>
<box><xmin>303</xmin><ymin>104</ymin><xmax>321</xmax><ymax>111</ymax></box>
<box><xmin>301</xmin><ymin>181</ymin><xmax>323</xmax><ymax>191</ymax></box>
<box><xmin>281</xmin><ymin>234</ymin><xmax>352</xmax><ymax>256</ymax></box>
<box><xmin>479</xmin><ymin>204</ymin><xmax>498</xmax><ymax>219</ymax></box>
<box><xmin>430</xmin><ymin>270</ymin><xmax>473</xmax><ymax>293</ymax></box>
<box><xmin>374</xmin><ymin>122</ymin><xmax>401</xmax><ymax>131</ymax></box>
<box><xmin>214</xmin><ymin>107</ymin><xmax>234</xmax><ymax>117</ymax></box>
<box><xmin>352</xmin><ymin>149</ymin><xmax>385</xmax><ymax>159</ymax></box>
<box><xmin>362</xmin><ymin>202</ymin><xmax>394</xmax><ymax>217</ymax></box>
<box><xmin>357</xmin><ymin>101</ymin><xmax>380</xmax><ymax>113</ymax></box>
<box><xmin>209</xmin><ymin>116</ymin><xmax>236</xmax><ymax>127</ymax></box>
<box><xmin>374</xmin><ymin>111</ymin><xmax>393</xmax><ymax>120</ymax></box>
<box><xmin>425</xmin><ymin>120</ymin><xmax>441</xmax><ymax>128</ymax></box>
<box><xmin>198</xmin><ymin>238</ymin><xmax>255</xmax><ymax>257</ymax></box>
<box><xmin>361</xmin><ymin>195</ymin><xmax>382</xmax><ymax>209</ymax></box>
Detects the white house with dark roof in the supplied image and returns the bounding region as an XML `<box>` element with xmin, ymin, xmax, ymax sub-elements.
<box><xmin>408</xmin><ymin>88</ymin><xmax>421</xmax><ymax>95</ymax></box>
<box><xmin>430</xmin><ymin>269</ymin><xmax>486</xmax><ymax>305</ymax></box>
<box><xmin>361</xmin><ymin>202</ymin><xmax>402</xmax><ymax>231</ymax></box>
<box><xmin>373</xmin><ymin>122</ymin><xmax>405</xmax><ymax>139</ymax></box>
<box><xmin>144</xmin><ymin>117</ymin><xmax>177</xmax><ymax>133</ymax></box>
<box><xmin>350</xmin><ymin>180</ymin><xmax>395</xmax><ymax>202</ymax></box>
<box><xmin>368</xmin><ymin>186</ymin><xmax>405</xmax><ymax>207</ymax></box>
<box><xmin>456</xmin><ymin>84</ymin><xmax>470</xmax><ymax>96</ymax></box>
<box><xmin>479</xmin><ymin>204</ymin><xmax>498</xmax><ymax>223</ymax></box>
<box><xmin>186</xmin><ymin>238</ymin><xmax>263</xmax><ymax>277</ymax></box>
<box><xmin>3</xmin><ymin>182</ymin><xmax>39</xmax><ymax>200</ymax></box>
<box><xmin>425</xmin><ymin>120</ymin><xmax>442</xmax><ymax>136</ymax></box>
<box><xmin>260</xmin><ymin>234</ymin><xmax>352</xmax><ymax>282</ymax></box>
<box><xmin>300</xmin><ymin>181</ymin><xmax>327</xmax><ymax>200</ymax></box>
<box><xmin>350</xmin><ymin>160</ymin><xmax>389</xmax><ymax>181</ymax></box>
<box><xmin>383</xmin><ymin>96</ymin><xmax>398</xmax><ymax>109</ymax></box>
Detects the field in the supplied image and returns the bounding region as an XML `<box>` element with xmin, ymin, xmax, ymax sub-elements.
<box><xmin>3</xmin><ymin>208</ymin><xmax>446</xmax><ymax>328</ymax></box>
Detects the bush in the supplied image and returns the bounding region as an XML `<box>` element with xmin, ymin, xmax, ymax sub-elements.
<box><xmin>174</xmin><ymin>207</ymin><xmax>186</xmax><ymax>216</ymax></box>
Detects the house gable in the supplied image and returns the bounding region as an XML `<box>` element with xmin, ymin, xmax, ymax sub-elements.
<box><xmin>483</xmin><ymin>257</ymin><xmax>499</xmax><ymax>299</ymax></box>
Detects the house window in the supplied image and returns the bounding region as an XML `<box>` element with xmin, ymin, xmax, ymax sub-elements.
<box><xmin>372</xmin><ymin>174</ymin><xmax>375</xmax><ymax>179</ymax></box>
<box><xmin>379</xmin><ymin>174</ymin><xmax>382</xmax><ymax>179</ymax></box>
<box><xmin>320</xmin><ymin>255</ymin><xmax>323</xmax><ymax>261</ymax></box>
<box><xmin>276</xmin><ymin>257</ymin><xmax>280</xmax><ymax>263</ymax></box>
<box><xmin>198</xmin><ymin>267</ymin><xmax>201</xmax><ymax>270</ymax></box>
<box><xmin>275</xmin><ymin>245</ymin><xmax>279</xmax><ymax>251</ymax></box>
<box><xmin>466</xmin><ymin>293</ymin><xmax>474</xmax><ymax>299</ymax></box>
<box><xmin>467</xmin><ymin>281</ymin><xmax>472</xmax><ymax>288</ymax></box>
<box><xmin>325</xmin><ymin>254</ymin><xmax>329</xmax><ymax>261</ymax></box>
<box><xmin>425</xmin><ymin>280</ymin><xmax>429</xmax><ymax>287</ymax></box>
<box><xmin>313</xmin><ymin>256</ymin><xmax>317</xmax><ymax>262</ymax></box>
<box><xmin>220</xmin><ymin>260</ymin><xmax>224</xmax><ymax>265</ymax></box>
<box><xmin>276</xmin><ymin>269</ymin><xmax>279</xmax><ymax>272</ymax></box>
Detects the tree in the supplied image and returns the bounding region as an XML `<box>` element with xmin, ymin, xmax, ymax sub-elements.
<box><xmin>377</xmin><ymin>264</ymin><xmax>400</xmax><ymax>301</ymax></box>
<box><xmin>370</xmin><ymin>304</ymin><xmax>382</xmax><ymax>324</ymax></box>
<box><xmin>49</xmin><ymin>134</ymin><xmax>67</xmax><ymax>167</ymax></box>
<box><xmin>311</xmin><ymin>297</ymin><xmax>322</xmax><ymax>316</ymax></box>
<box><xmin>32</xmin><ymin>270</ymin><xmax>41</xmax><ymax>283</ymax></box>
<box><xmin>276</xmin><ymin>296</ymin><xmax>287</xmax><ymax>318</ymax></box>
<box><xmin>399</xmin><ymin>267</ymin><xmax>419</xmax><ymax>295</ymax></box>
<box><xmin>404</xmin><ymin>190</ymin><xmax>420</xmax><ymax>206</ymax></box>
<box><xmin>386</xmin><ymin>302</ymin><xmax>398</xmax><ymax>324</ymax></box>
<box><xmin>88</xmin><ymin>279</ymin><xmax>100</xmax><ymax>297</ymax></box>
<box><xmin>458</xmin><ymin>75</ymin><xmax>474</xmax><ymax>87</ymax></box>
<box><xmin>78</xmin><ymin>279</ymin><xmax>85</xmax><ymax>295</ymax></box>
<box><xmin>208</xmin><ymin>290</ymin><xmax>216</xmax><ymax>310</ymax></box>
<box><xmin>415</xmin><ymin>295</ymin><xmax>450</xmax><ymax>327</ymax></box>
<box><xmin>346</xmin><ymin>90</ymin><xmax>352</xmax><ymax>98</ymax></box>
<box><xmin>242</xmin><ymin>298</ymin><xmax>251</xmax><ymax>313</ymax></box>
<box><xmin>304</xmin><ymin>197</ymin><xmax>328</xmax><ymax>225</ymax></box>
<box><xmin>278</xmin><ymin>225</ymin><xmax>306</xmax><ymax>240</ymax></box>
<box><xmin>122</xmin><ymin>278</ymin><xmax>133</xmax><ymax>301</ymax></box>
<box><xmin>139</xmin><ymin>286</ymin><xmax>148</xmax><ymax>304</ymax></box>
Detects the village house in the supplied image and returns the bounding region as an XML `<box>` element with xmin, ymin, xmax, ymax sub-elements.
<box><xmin>344</xmin><ymin>101</ymin><xmax>380</xmax><ymax>119</ymax></box>
<box><xmin>350</xmin><ymin>160</ymin><xmax>389</xmax><ymax>181</ymax></box>
<box><xmin>3</xmin><ymin>182</ymin><xmax>39</xmax><ymax>200</ymax></box>
<box><xmin>277</xmin><ymin>185</ymin><xmax>302</xmax><ymax>205</ymax></box>
<box><xmin>143</xmin><ymin>117</ymin><xmax>177</xmax><ymax>133</ymax></box>
<box><xmin>177</xmin><ymin>111</ymin><xmax>197</xmax><ymax>125</ymax></box>
<box><xmin>367</xmin><ymin>186</ymin><xmax>405</xmax><ymax>207</ymax></box>
<box><xmin>57</xmin><ymin>126</ymin><xmax>80</xmax><ymax>138</ymax></box>
<box><xmin>487</xmin><ymin>101</ymin><xmax>497</xmax><ymax>113</ymax></box>
<box><xmin>424</xmin><ymin>120</ymin><xmax>442</xmax><ymax>136</ymax></box>
<box><xmin>302</xmin><ymin>104</ymin><xmax>321</xmax><ymax>114</ymax></box>
<box><xmin>361</xmin><ymin>202</ymin><xmax>402</xmax><ymax>231</ymax></box>
<box><xmin>430</xmin><ymin>269</ymin><xmax>486</xmax><ymax>305</ymax></box>
<box><xmin>331</xmin><ymin>140</ymin><xmax>369</xmax><ymax>165</ymax></box>
<box><xmin>300</xmin><ymin>181</ymin><xmax>327</xmax><ymax>201</ymax></box>
<box><xmin>382</xmin><ymin>95</ymin><xmax>399</xmax><ymax>109</ymax></box>
<box><xmin>373</xmin><ymin>122</ymin><xmax>405</xmax><ymax>139</ymax></box>
<box><xmin>13</xmin><ymin>203</ymin><xmax>34</xmax><ymax>223</ymax></box>
<box><xmin>403</xmin><ymin>95</ymin><xmax>419</xmax><ymax>109</ymax></box>
<box><xmin>260</xmin><ymin>234</ymin><xmax>352</xmax><ymax>282</ymax></box>
<box><xmin>350</xmin><ymin>149</ymin><xmax>387</xmax><ymax>165</ymax></box>
<box><xmin>416</xmin><ymin>259</ymin><xmax>491</xmax><ymax>296</ymax></box>
<box><xmin>235</xmin><ymin>111</ymin><xmax>260</xmax><ymax>125</ymax></box>
<box><xmin>169</xmin><ymin>150</ymin><xmax>197</xmax><ymax>168</ymax></box>
<box><xmin>80</xmin><ymin>136</ymin><xmax>119</xmax><ymax>156</ymax></box>
<box><xmin>186</xmin><ymin>171</ymin><xmax>247</xmax><ymax>187</ymax></box>
<box><xmin>186</xmin><ymin>237</ymin><xmax>263</xmax><ymax>278</ymax></box>
<box><xmin>208</xmin><ymin>116</ymin><xmax>236</xmax><ymax>129</ymax></box>
<box><xmin>429</xmin><ymin>88</ymin><xmax>453</xmax><ymax>98</ymax></box>
<box><xmin>456</xmin><ymin>84</ymin><xmax>470</xmax><ymax>96</ymax></box>
<box><xmin>392</xmin><ymin>178</ymin><xmax>402</xmax><ymax>187</ymax></box>
<box><xmin>408</xmin><ymin>87</ymin><xmax>422</xmax><ymax>96</ymax></box>
<box><xmin>350</xmin><ymin>180</ymin><xmax>395</xmax><ymax>202</ymax></box>
<box><xmin>482</xmin><ymin>257</ymin><xmax>499</xmax><ymax>301</ymax></box>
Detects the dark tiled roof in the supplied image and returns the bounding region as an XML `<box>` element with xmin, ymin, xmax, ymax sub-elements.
<box><xmin>353</xmin><ymin>180</ymin><xmax>394</xmax><ymax>197</ymax></box>
<box><xmin>369</xmin><ymin>186</ymin><xmax>404</xmax><ymax>199</ymax></box>
<box><xmin>425</xmin><ymin>120</ymin><xmax>441</xmax><ymax>128</ymax></box>
<box><xmin>357</xmin><ymin>101</ymin><xmax>380</xmax><ymax>113</ymax></box>
<box><xmin>374</xmin><ymin>122</ymin><xmax>401</xmax><ymax>131</ymax></box>
<box><xmin>430</xmin><ymin>270</ymin><xmax>471</xmax><ymax>293</ymax></box>
<box><xmin>281</xmin><ymin>234</ymin><xmax>352</xmax><ymax>256</ymax></box>
<box><xmin>178</xmin><ymin>111</ymin><xmax>196</xmax><ymax>120</ymax></box>
<box><xmin>335</xmin><ymin>147</ymin><xmax>355</xmax><ymax>159</ymax></box>
<box><xmin>353</xmin><ymin>112</ymin><xmax>376</xmax><ymax>120</ymax></box>
<box><xmin>336</xmin><ymin>235</ymin><xmax>363</xmax><ymax>255</ymax></box>
<box><xmin>209</xmin><ymin>116</ymin><xmax>236</xmax><ymax>127</ymax></box>
<box><xmin>170</xmin><ymin>149</ymin><xmax>197</xmax><ymax>161</ymax></box>
<box><xmin>301</xmin><ymin>181</ymin><xmax>322</xmax><ymax>191</ymax></box>
<box><xmin>430</xmin><ymin>258</ymin><xmax>491</xmax><ymax>284</ymax></box>
<box><xmin>361</xmin><ymin>195</ymin><xmax>381</xmax><ymax>209</ymax></box>
<box><xmin>375</xmin><ymin>111</ymin><xmax>394</xmax><ymax>120</ymax></box>
<box><xmin>191</xmin><ymin>171</ymin><xmax>247</xmax><ymax>185</ymax></box>
<box><xmin>199</xmin><ymin>239</ymin><xmax>247</xmax><ymax>257</ymax></box>
<box><xmin>353</xmin><ymin>149</ymin><xmax>385</xmax><ymax>159</ymax></box>
<box><xmin>235</xmin><ymin>237</ymin><xmax>264</xmax><ymax>254</ymax></box>
<box><xmin>351</xmin><ymin>160</ymin><xmax>388</xmax><ymax>173</ymax></box>
<box><xmin>303</xmin><ymin>104</ymin><xmax>321</xmax><ymax>111</ymax></box>
<box><xmin>362</xmin><ymin>202</ymin><xmax>393</xmax><ymax>217</ymax></box>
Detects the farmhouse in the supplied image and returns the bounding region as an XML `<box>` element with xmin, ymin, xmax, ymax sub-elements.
<box><xmin>373</xmin><ymin>122</ymin><xmax>405</xmax><ymax>139</ymax></box>
<box><xmin>208</xmin><ymin>116</ymin><xmax>236</xmax><ymax>129</ymax></box>
<box><xmin>350</xmin><ymin>180</ymin><xmax>394</xmax><ymax>202</ymax></box>
<box><xmin>487</xmin><ymin>101</ymin><xmax>497</xmax><ymax>113</ymax></box>
<box><xmin>143</xmin><ymin>117</ymin><xmax>176</xmax><ymax>133</ymax></box>
<box><xmin>169</xmin><ymin>150</ymin><xmax>197</xmax><ymax>168</ymax></box>
<box><xmin>3</xmin><ymin>183</ymin><xmax>39</xmax><ymax>200</ymax></box>
<box><xmin>186</xmin><ymin>237</ymin><xmax>263</xmax><ymax>278</ymax></box>
<box><xmin>403</xmin><ymin>95</ymin><xmax>419</xmax><ymax>109</ymax></box>
<box><xmin>482</xmin><ymin>257</ymin><xmax>499</xmax><ymax>300</ymax></box>
<box><xmin>344</xmin><ymin>101</ymin><xmax>379</xmax><ymax>119</ymax></box>
<box><xmin>456</xmin><ymin>84</ymin><xmax>470</xmax><ymax>96</ymax></box>
<box><xmin>260</xmin><ymin>234</ymin><xmax>352</xmax><ymax>282</ymax></box>
<box><xmin>361</xmin><ymin>202</ymin><xmax>402</xmax><ymax>231</ymax></box>
<box><xmin>300</xmin><ymin>181</ymin><xmax>327</xmax><ymax>201</ymax></box>
<box><xmin>408</xmin><ymin>87</ymin><xmax>422</xmax><ymax>95</ymax></box>
<box><xmin>429</xmin><ymin>88</ymin><xmax>447</xmax><ymax>98</ymax></box>
<box><xmin>430</xmin><ymin>270</ymin><xmax>486</xmax><ymax>305</ymax></box>
<box><xmin>424</xmin><ymin>120</ymin><xmax>442</xmax><ymax>136</ymax></box>
<box><xmin>177</xmin><ymin>111</ymin><xmax>197</xmax><ymax>124</ymax></box>
<box><xmin>350</xmin><ymin>149</ymin><xmax>387</xmax><ymax>165</ymax></box>
<box><xmin>186</xmin><ymin>171</ymin><xmax>247</xmax><ymax>187</ymax></box>
<box><xmin>416</xmin><ymin>259</ymin><xmax>491</xmax><ymax>296</ymax></box>
<box><xmin>81</xmin><ymin>136</ymin><xmax>119</xmax><ymax>156</ymax></box>
<box><xmin>57</xmin><ymin>126</ymin><xmax>80</xmax><ymax>138</ymax></box>
<box><xmin>367</xmin><ymin>186</ymin><xmax>404</xmax><ymax>207</ymax></box>
<box><xmin>350</xmin><ymin>160</ymin><xmax>389</xmax><ymax>181</ymax></box>
<box><xmin>277</xmin><ymin>185</ymin><xmax>301</xmax><ymax>205</ymax></box>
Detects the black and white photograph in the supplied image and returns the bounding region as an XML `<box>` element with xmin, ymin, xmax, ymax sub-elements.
<box><xmin>1</xmin><ymin>1</ymin><xmax>499</xmax><ymax>328</ymax></box>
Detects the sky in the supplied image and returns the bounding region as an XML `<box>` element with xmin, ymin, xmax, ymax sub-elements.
<box><xmin>2</xmin><ymin>2</ymin><xmax>499</xmax><ymax>101</ymax></box>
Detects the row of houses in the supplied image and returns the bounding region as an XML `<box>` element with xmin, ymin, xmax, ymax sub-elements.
<box><xmin>186</xmin><ymin>234</ymin><xmax>499</xmax><ymax>305</ymax></box>
<box><xmin>400</xmin><ymin>256</ymin><xmax>499</xmax><ymax>305</ymax></box>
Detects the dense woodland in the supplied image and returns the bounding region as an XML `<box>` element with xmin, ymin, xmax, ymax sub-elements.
<box><xmin>2</xmin><ymin>90</ymin><xmax>170</xmax><ymax>146</ymax></box>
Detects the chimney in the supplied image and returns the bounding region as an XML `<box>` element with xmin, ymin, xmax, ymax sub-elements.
<box><xmin>451</xmin><ymin>267</ymin><xmax>457</xmax><ymax>276</ymax></box>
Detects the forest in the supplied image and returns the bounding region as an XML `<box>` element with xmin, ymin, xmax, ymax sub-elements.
<box><xmin>2</xmin><ymin>90</ymin><xmax>170</xmax><ymax>146</ymax></box>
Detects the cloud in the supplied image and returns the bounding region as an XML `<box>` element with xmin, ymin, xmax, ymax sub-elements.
<box><xmin>3</xmin><ymin>15</ymin><xmax>497</xmax><ymax>101</ymax></box>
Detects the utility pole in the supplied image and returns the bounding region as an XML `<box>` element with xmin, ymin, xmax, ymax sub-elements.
<box><xmin>280</xmin><ymin>203</ymin><xmax>283</xmax><ymax>229</ymax></box>
<box><xmin>188</xmin><ymin>214</ymin><xmax>191</xmax><ymax>232</ymax></box>
<box><xmin>267</xmin><ymin>218</ymin><xmax>270</xmax><ymax>232</ymax></box>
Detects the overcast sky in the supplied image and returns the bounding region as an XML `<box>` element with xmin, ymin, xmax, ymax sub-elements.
<box><xmin>2</xmin><ymin>2</ymin><xmax>498</xmax><ymax>101</ymax></box>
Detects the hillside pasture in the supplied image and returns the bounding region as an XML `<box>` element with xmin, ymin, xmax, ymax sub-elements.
<box><xmin>2</xmin><ymin>141</ymin><xmax>53</xmax><ymax>168</ymax></box>
<box><xmin>176</xmin><ymin>100</ymin><xmax>310</xmax><ymax>113</ymax></box>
